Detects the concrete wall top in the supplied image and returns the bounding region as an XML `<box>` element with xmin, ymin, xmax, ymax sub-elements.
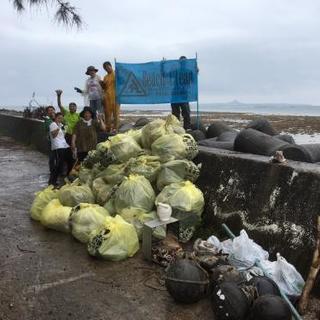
<box><xmin>0</xmin><ymin>113</ymin><xmax>48</xmax><ymax>154</ymax></box>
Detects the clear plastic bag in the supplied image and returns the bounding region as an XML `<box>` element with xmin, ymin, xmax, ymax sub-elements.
<box><xmin>224</xmin><ymin>230</ymin><xmax>269</xmax><ymax>269</ymax></box>
<box><xmin>261</xmin><ymin>253</ymin><xmax>305</xmax><ymax>297</ymax></box>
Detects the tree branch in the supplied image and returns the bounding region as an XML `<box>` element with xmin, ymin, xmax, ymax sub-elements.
<box><xmin>299</xmin><ymin>216</ymin><xmax>320</xmax><ymax>314</ymax></box>
<box><xmin>11</xmin><ymin>0</ymin><xmax>83</xmax><ymax>28</ymax></box>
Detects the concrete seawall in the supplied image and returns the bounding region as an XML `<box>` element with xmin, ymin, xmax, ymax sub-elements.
<box><xmin>195</xmin><ymin>147</ymin><xmax>319</xmax><ymax>276</ymax></box>
<box><xmin>0</xmin><ymin>113</ymin><xmax>317</xmax><ymax>275</ymax></box>
<box><xmin>0</xmin><ymin>113</ymin><xmax>49</xmax><ymax>154</ymax></box>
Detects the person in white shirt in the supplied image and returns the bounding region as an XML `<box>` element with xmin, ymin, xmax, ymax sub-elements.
<box><xmin>74</xmin><ymin>66</ymin><xmax>103</xmax><ymax>117</ymax></box>
<box><xmin>48</xmin><ymin>112</ymin><xmax>73</xmax><ymax>186</ymax></box>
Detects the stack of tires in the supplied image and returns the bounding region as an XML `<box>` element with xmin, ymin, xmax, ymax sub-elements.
<box><xmin>198</xmin><ymin>121</ymin><xmax>238</xmax><ymax>151</ymax></box>
<box><xmin>198</xmin><ymin>117</ymin><xmax>320</xmax><ymax>163</ymax></box>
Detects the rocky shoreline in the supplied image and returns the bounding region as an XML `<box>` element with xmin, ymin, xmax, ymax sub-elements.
<box><xmin>2</xmin><ymin>108</ymin><xmax>320</xmax><ymax>142</ymax></box>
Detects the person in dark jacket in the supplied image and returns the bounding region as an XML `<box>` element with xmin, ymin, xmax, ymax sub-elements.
<box><xmin>171</xmin><ymin>56</ymin><xmax>192</xmax><ymax>130</ymax></box>
<box><xmin>71</xmin><ymin>107</ymin><xmax>106</xmax><ymax>162</ymax></box>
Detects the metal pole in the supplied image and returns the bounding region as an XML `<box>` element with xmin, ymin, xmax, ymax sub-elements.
<box><xmin>221</xmin><ymin>223</ymin><xmax>303</xmax><ymax>320</ymax></box>
<box><xmin>196</xmin><ymin>52</ymin><xmax>200</xmax><ymax>130</ymax></box>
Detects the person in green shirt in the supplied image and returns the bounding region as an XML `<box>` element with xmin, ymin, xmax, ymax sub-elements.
<box><xmin>44</xmin><ymin>106</ymin><xmax>55</xmax><ymax>136</ymax></box>
<box><xmin>55</xmin><ymin>89</ymin><xmax>80</xmax><ymax>145</ymax></box>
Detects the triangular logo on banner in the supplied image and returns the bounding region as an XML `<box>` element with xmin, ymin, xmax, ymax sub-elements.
<box><xmin>120</xmin><ymin>72</ymin><xmax>147</xmax><ymax>96</ymax></box>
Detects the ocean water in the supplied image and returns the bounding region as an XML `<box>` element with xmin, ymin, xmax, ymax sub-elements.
<box><xmin>121</xmin><ymin>102</ymin><xmax>320</xmax><ymax>116</ymax></box>
<box><xmin>6</xmin><ymin>102</ymin><xmax>320</xmax><ymax>116</ymax></box>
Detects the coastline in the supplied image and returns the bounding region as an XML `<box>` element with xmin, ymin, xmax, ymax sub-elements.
<box><xmin>2</xmin><ymin>108</ymin><xmax>320</xmax><ymax>144</ymax></box>
<box><xmin>119</xmin><ymin>110</ymin><xmax>320</xmax><ymax>144</ymax></box>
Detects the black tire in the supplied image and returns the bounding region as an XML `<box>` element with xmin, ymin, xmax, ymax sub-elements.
<box><xmin>206</xmin><ymin>121</ymin><xmax>235</xmax><ymax>138</ymax></box>
<box><xmin>217</xmin><ymin>131</ymin><xmax>238</xmax><ymax>142</ymax></box>
<box><xmin>118</xmin><ymin>122</ymin><xmax>134</xmax><ymax>133</ymax></box>
<box><xmin>134</xmin><ymin>117</ymin><xmax>150</xmax><ymax>128</ymax></box>
<box><xmin>299</xmin><ymin>144</ymin><xmax>320</xmax><ymax>162</ymax></box>
<box><xmin>199</xmin><ymin>139</ymin><xmax>234</xmax><ymax>150</ymax></box>
<box><xmin>189</xmin><ymin>130</ymin><xmax>206</xmax><ymax>142</ymax></box>
<box><xmin>246</xmin><ymin>118</ymin><xmax>278</xmax><ymax>136</ymax></box>
<box><xmin>190</xmin><ymin>117</ymin><xmax>206</xmax><ymax>133</ymax></box>
<box><xmin>234</xmin><ymin>128</ymin><xmax>288</xmax><ymax>156</ymax></box>
<box><xmin>281</xmin><ymin>144</ymin><xmax>317</xmax><ymax>163</ymax></box>
<box><xmin>274</xmin><ymin>134</ymin><xmax>295</xmax><ymax>144</ymax></box>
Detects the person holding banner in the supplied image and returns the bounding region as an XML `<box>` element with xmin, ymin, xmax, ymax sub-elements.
<box><xmin>74</xmin><ymin>66</ymin><xmax>103</xmax><ymax>117</ymax></box>
<box><xmin>170</xmin><ymin>56</ymin><xmax>192</xmax><ymax>130</ymax></box>
<box><xmin>101</xmin><ymin>61</ymin><xmax>120</xmax><ymax>133</ymax></box>
<box><xmin>115</xmin><ymin>57</ymin><xmax>198</xmax><ymax>126</ymax></box>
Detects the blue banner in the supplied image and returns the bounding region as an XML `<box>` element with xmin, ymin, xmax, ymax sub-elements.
<box><xmin>115</xmin><ymin>58</ymin><xmax>198</xmax><ymax>104</ymax></box>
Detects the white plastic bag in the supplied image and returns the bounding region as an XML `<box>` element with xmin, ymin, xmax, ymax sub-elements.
<box><xmin>220</xmin><ymin>230</ymin><xmax>269</xmax><ymax>269</ymax></box>
<box><xmin>260</xmin><ymin>253</ymin><xmax>305</xmax><ymax>297</ymax></box>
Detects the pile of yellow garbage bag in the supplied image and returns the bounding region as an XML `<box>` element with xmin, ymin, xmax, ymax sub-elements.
<box><xmin>30</xmin><ymin>115</ymin><xmax>204</xmax><ymax>262</ymax></box>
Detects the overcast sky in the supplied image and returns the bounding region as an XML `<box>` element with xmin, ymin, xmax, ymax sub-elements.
<box><xmin>1</xmin><ymin>0</ymin><xmax>320</xmax><ymax>108</ymax></box>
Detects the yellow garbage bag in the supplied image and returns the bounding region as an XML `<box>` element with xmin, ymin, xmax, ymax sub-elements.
<box><xmin>141</xmin><ymin>115</ymin><xmax>185</xmax><ymax>150</ymax></box>
<box><xmin>40</xmin><ymin>199</ymin><xmax>72</xmax><ymax>233</ymax></box>
<box><xmin>155</xmin><ymin>181</ymin><xmax>204</xmax><ymax>217</ymax></box>
<box><xmin>151</xmin><ymin>133</ymin><xmax>198</xmax><ymax>160</ymax></box>
<box><xmin>87</xmin><ymin>215</ymin><xmax>139</xmax><ymax>261</ymax></box>
<box><xmin>114</xmin><ymin>175</ymin><xmax>155</xmax><ymax>212</ymax></box>
<box><xmin>69</xmin><ymin>203</ymin><xmax>110</xmax><ymax>243</ymax></box>
<box><xmin>92</xmin><ymin>178</ymin><xmax>114</xmax><ymax>205</ymax></box>
<box><xmin>120</xmin><ymin>207</ymin><xmax>166</xmax><ymax>240</ymax></box>
<box><xmin>58</xmin><ymin>184</ymin><xmax>95</xmax><ymax>207</ymax></box>
<box><xmin>30</xmin><ymin>186</ymin><xmax>58</xmax><ymax>221</ymax></box>
<box><xmin>109</xmin><ymin>134</ymin><xmax>142</xmax><ymax>163</ymax></box>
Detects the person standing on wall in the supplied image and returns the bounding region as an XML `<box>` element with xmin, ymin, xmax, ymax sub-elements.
<box><xmin>171</xmin><ymin>56</ymin><xmax>192</xmax><ymax>130</ymax></box>
<box><xmin>43</xmin><ymin>105</ymin><xmax>56</xmax><ymax>182</ymax></box>
<box><xmin>74</xmin><ymin>66</ymin><xmax>103</xmax><ymax>117</ymax></box>
<box><xmin>48</xmin><ymin>112</ymin><xmax>74</xmax><ymax>186</ymax></box>
<box><xmin>101</xmin><ymin>61</ymin><xmax>120</xmax><ymax>133</ymax></box>
<box><xmin>55</xmin><ymin>89</ymin><xmax>80</xmax><ymax>146</ymax></box>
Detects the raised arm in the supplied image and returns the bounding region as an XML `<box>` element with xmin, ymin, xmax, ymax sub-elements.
<box><xmin>55</xmin><ymin>90</ymin><xmax>65</xmax><ymax>115</ymax></box>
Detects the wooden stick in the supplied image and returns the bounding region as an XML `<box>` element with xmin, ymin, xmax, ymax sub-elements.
<box><xmin>299</xmin><ymin>216</ymin><xmax>320</xmax><ymax>314</ymax></box>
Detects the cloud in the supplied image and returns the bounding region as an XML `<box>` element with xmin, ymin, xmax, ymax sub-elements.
<box><xmin>1</xmin><ymin>0</ymin><xmax>320</xmax><ymax>107</ymax></box>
